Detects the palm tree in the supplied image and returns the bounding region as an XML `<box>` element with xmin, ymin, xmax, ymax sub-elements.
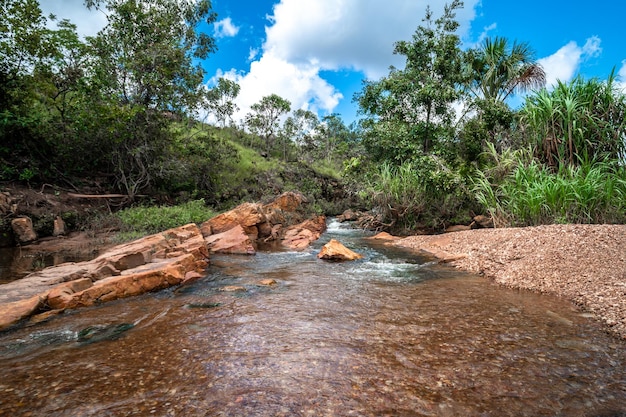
<box><xmin>466</xmin><ymin>36</ymin><xmax>546</xmax><ymax>103</ymax></box>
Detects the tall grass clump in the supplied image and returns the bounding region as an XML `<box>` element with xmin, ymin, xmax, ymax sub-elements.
<box><xmin>364</xmin><ymin>157</ymin><xmax>472</xmax><ymax>231</ymax></box>
<box><xmin>116</xmin><ymin>199</ymin><xmax>216</xmax><ymax>237</ymax></box>
<box><xmin>474</xmin><ymin>156</ymin><xmax>626</xmax><ymax>226</ymax></box>
<box><xmin>521</xmin><ymin>73</ymin><xmax>626</xmax><ymax>169</ymax></box>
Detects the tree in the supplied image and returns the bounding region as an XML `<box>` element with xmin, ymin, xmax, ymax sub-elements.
<box><xmin>83</xmin><ymin>0</ymin><xmax>218</xmax><ymax>197</ymax></box>
<box><xmin>356</xmin><ymin>0</ymin><xmax>466</xmax><ymax>157</ymax></box>
<box><xmin>465</xmin><ymin>36</ymin><xmax>546</xmax><ymax>104</ymax></box>
<box><xmin>86</xmin><ymin>0</ymin><xmax>217</xmax><ymax>113</ymax></box>
<box><xmin>282</xmin><ymin>109</ymin><xmax>319</xmax><ymax>161</ymax></box>
<box><xmin>205</xmin><ymin>77</ymin><xmax>240</xmax><ymax>127</ymax></box>
<box><xmin>0</xmin><ymin>0</ymin><xmax>87</xmax><ymax>182</ymax></box>
<box><xmin>245</xmin><ymin>94</ymin><xmax>291</xmax><ymax>154</ymax></box>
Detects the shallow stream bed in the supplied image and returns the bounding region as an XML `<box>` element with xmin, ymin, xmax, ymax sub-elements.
<box><xmin>0</xmin><ymin>221</ymin><xmax>624</xmax><ymax>416</ymax></box>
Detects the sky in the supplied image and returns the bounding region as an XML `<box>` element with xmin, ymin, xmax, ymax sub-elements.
<box><xmin>40</xmin><ymin>0</ymin><xmax>626</xmax><ymax>125</ymax></box>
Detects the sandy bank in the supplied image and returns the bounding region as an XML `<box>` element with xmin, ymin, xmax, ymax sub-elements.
<box><xmin>392</xmin><ymin>224</ymin><xmax>626</xmax><ymax>339</ymax></box>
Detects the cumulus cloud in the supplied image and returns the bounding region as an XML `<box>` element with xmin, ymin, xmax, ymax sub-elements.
<box><xmin>538</xmin><ymin>36</ymin><xmax>602</xmax><ymax>88</ymax></box>
<box><xmin>212</xmin><ymin>0</ymin><xmax>479</xmax><ymax>124</ymax></box>
<box><xmin>213</xmin><ymin>17</ymin><xmax>239</xmax><ymax>38</ymax></box>
<box><xmin>211</xmin><ymin>53</ymin><xmax>343</xmax><ymax>124</ymax></box>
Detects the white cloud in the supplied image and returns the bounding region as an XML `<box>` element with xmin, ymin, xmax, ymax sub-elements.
<box><xmin>213</xmin><ymin>17</ymin><xmax>239</xmax><ymax>38</ymax></box>
<box><xmin>211</xmin><ymin>53</ymin><xmax>343</xmax><ymax>124</ymax></box>
<box><xmin>538</xmin><ymin>36</ymin><xmax>603</xmax><ymax>88</ymax></box>
<box><xmin>213</xmin><ymin>0</ymin><xmax>479</xmax><ymax>125</ymax></box>
<box><xmin>39</xmin><ymin>0</ymin><xmax>107</xmax><ymax>38</ymax></box>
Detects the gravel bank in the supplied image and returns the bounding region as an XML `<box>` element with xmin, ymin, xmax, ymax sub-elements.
<box><xmin>393</xmin><ymin>224</ymin><xmax>626</xmax><ymax>339</ymax></box>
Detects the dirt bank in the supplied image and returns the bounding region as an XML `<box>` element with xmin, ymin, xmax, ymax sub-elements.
<box><xmin>393</xmin><ymin>224</ymin><xmax>626</xmax><ymax>339</ymax></box>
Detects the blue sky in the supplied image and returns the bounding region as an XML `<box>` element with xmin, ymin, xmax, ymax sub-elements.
<box><xmin>41</xmin><ymin>0</ymin><xmax>626</xmax><ymax>125</ymax></box>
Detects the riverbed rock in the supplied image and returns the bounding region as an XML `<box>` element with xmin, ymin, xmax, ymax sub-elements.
<box><xmin>0</xmin><ymin>223</ymin><xmax>209</xmax><ymax>330</ymax></box>
<box><xmin>205</xmin><ymin>224</ymin><xmax>256</xmax><ymax>255</ymax></box>
<box><xmin>200</xmin><ymin>202</ymin><xmax>265</xmax><ymax>237</ymax></box>
<box><xmin>317</xmin><ymin>239</ymin><xmax>363</xmax><ymax>261</ymax></box>
<box><xmin>445</xmin><ymin>225</ymin><xmax>471</xmax><ymax>233</ymax></box>
<box><xmin>367</xmin><ymin>232</ymin><xmax>400</xmax><ymax>241</ymax></box>
<box><xmin>11</xmin><ymin>217</ymin><xmax>37</xmax><ymax>244</ymax></box>
<box><xmin>281</xmin><ymin>215</ymin><xmax>327</xmax><ymax>250</ymax></box>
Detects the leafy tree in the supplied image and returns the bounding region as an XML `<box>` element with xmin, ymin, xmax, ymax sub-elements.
<box><xmin>0</xmin><ymin>1</ymin><xmax>85</xmax><ymax>181</ymax></box>
<box><xmin>465</xmin><ymin>37</ymin><xmax>546</xmax><ymax>104</ymax></box>
<box><xmin>314</xmin><ymin>114</ymin><xmax>354</xmax><ymax>163</ymax></box>
<box><xmin>83</xmin><ymin>0</ymin><xmax>218</xmax><ymax>197</ymax></box>
<box><xmin>357</xmin><ymin>0</ymin><xmax>466</xmax><ymax>158</ymax></box>
<box><xmin>244</xmin><ymin>94</ymin><xmax>291</xmax><ymax>154</ymax></box>
<box><xmin>86</xmin><ymin>0</ymin><xmax>216</xmax><ymax>113</ymax></box>
<box><xmin>205</xmin><ymin>77</ymin><xmax>240</xmax><ymax>127</ymax></box>
<box><xmin>281</xmin><ymin>109</ymin><xmax>318</xmax><ymax>162</ymax></box>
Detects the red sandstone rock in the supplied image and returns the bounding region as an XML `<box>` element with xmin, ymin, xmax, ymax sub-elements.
<box><xmin>0</xmin><ymin>223</ymin><xmax>209</xmax><ymax>329</ymax></box>
<box><xmin>317</xmin><ymin>239</ymin><xmax>363</xmax><ymax>261</ymax></box>
<box><xmin>368</xmin><ymin>232</ymin><xmax>399</xmax><ymax>241</ymax></box>
<box><xmin>445</xmin><ymin>225</ymin><xmax>472</xmax><ymax>233</ymax></box>
<box><xmin>200</xmin><ymin>202</ymin><xmax>265</xmax><ymax>237</ymax></box>
<box><xmin>204</xmin><ymin>224</ymin><xmax>256</xmax><ymax>255</ymax></box>
<box><xmin>281</xmin><ymin>215</ymin><xmax>326</xmax><ymax>250</ymax></box>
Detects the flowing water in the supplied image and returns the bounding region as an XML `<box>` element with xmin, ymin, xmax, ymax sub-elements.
<box><xmin>0</xmin><ymin>220</ymin><xmax>624</xmax><ymax>416</ymax></box>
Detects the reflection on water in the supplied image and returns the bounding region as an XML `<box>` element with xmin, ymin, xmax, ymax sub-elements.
<box><xmin>0</xmin><ymin>220</ymin><xmax>624</xmax><ymax>416</ymax></box>
<box><xmin>0</xmin><ymin>247</ymin><xmax>100</xmax><ymax>284</ymax></box>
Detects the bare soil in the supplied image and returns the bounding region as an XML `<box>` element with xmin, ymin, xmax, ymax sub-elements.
<box><xmin>393</xmin><ymin>224</ymin><xmax>626</xmax><ymax>339</ymax></box>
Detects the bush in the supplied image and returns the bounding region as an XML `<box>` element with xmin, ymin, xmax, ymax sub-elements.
<box><xmin>364</xmin><ymin>157</ymin><xmax>474</xmax><ymax>232</ymax></box>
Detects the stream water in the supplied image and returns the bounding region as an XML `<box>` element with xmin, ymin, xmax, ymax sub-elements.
<box><xmin>0</xmin><ymin>220</ymin><xmax>624</xmax><ymax>416</ymax></box>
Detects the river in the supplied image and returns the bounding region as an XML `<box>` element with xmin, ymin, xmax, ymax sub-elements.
<box><xmin>0</xmin><ymin>220</ymin><xmax>624</xmax><ymax>416</ymax></box>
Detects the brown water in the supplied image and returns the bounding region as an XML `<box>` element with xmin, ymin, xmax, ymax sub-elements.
<box><xmin>0</xmin><ymin>221</ymin><xmax>624</xmax><ymax>416</ymax></box>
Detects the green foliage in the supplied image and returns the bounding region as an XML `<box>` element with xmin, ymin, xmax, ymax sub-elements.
<box><xmin>357</xmin><ymin>0</ymin><xmax>465</xmax><ymax>158</ymax></box>
<box><xmin>116</xmin><ymin>199</ymin><xmax>216</xmax><ymax>235</ymax></box>
<box><xmin>473</xmin><ymin>149</ymin><xmax>626</xmax><ymax>226</ymax></box>
<box><xmin>465</xmin><ymin>37</ymin><xmax>546</xmax><ymax>103</ymax></box>
<box><xmin>363</xmin><ymin>157</ymin><xmax>473</xmax><ymax>231</ymax></box>
<box><xmin>521</xmin><ymin>74</ymin><xmax>626</xmax><ymax>168</ymax></box>
<box><xmin>245</xmin><ymin>94</ymin><xmax>291</xmax><ymax>154</ymax></box>
<box><xmin>204</xmin><ymin>77</ymin><xmax>240</xmax><ymax>127</ymax></box>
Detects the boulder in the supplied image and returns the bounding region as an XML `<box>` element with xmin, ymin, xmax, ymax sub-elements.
<box><xmin>264</xmin><ymin>191</ymin><xmax>306</xmax><ymax>212</ymax></box>
<box><xmin>11</xmin><ymin>217</ymin><xmax>37</xmax><ymax>244</ymax></box>
<box><xmin>0</xmin><ymin>192</ymin><xmax>11</xmax><ymax>215</ymax></box>
<box><xmin>200</xmin><ymin>202</ymin><xmax>265</xmax><ymax>237</ymax></box>
<box><xmin>367</xmin><ymin>232</ymin><xmax>399</xmax><ymax>241</ymax></box>
<box><xmin>318</xmin><ymin>239</ymin><xmax>363</xmax><ymax>261</ymax></box>
<box><xmin>204</xmin><ymin>224</ymin><xmax>256</xmax><ymax>255</ymax></box>
<box><xmin>281</xmin><ymin>215</ymin><xmax>327</xmax><ymax>250</ymax></box>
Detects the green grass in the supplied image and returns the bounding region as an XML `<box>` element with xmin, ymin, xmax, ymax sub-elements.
<box><xmin>116</xmin><ymin>199</ymin><xmax>217</xmax><ymax>235</ymax></box>
<box><xmin>473</xmin><ymin>159</ymin><xmax>626</xmax><ymax>226</ymax></box>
